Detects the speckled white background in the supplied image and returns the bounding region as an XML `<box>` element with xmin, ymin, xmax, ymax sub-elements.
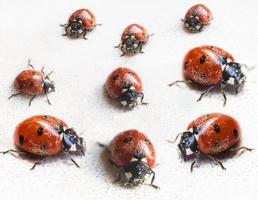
<box><xmin>0</xmin><ymin>0</ymin><xmax>257</xmax><ymax>199</ymax></box>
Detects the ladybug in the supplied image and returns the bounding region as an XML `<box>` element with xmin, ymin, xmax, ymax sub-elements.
<box><xmin>105</xmin><ymin>67</ymin><xmax>147</xmax><ymax>107</ymax></box>
<box><xmin>169</xmin><ymin>45</ymin><xmax>248</xmax><ymax>106</ymax></box>
<box><xmin>61</xmin><ymin>8</ymin><xmax>98</xmax><ymax>39</ymax></box>
<box><xmin>9</xmin><ymin>60</ymin><xmax>55</xmax><ymax>106</ymax></box>
<box><xmin>183</xmin><ymin>4</ymin><xmax>213</xmax><ymax>33</ymax></box>
<box><xmin>115</xmin><ymin>24</ymin><xmax>151</xmax><ymax>56</ymax></box>
<box><xmin>172</xmin><ymin>113</ymin><xmax>253</xmax><ymax>171</ymax></box>
<box><xmin>106</xmin><ymin>129</ymin><xmax>158</xmax><ymax>188</ymax></box>
<box><xmin>0</xmin><ymin>115</ymin><xmax>85</xmax><ymax>170</ymax></box>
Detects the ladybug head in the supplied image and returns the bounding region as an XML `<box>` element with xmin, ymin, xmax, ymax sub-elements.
<box><xmin>185</xmin><ymin>14</ymin><xmax>203</xmax><ymax>33</ymax></box>
<box><xmin>117</xmin><ymin>82</ymin><xmax>144</xmax><ymax>107</ymax></box>
<box><xmin>121</xmin><ymin>33</ymin><xmax>141</xmax><ymax>55</ymax></box>
<box><xmin>43</xmin><ymin>78</ymin><xmax>55</xmax><ymax>93</ymax></box>
<box><xmin>62</xmin><ymin>128</ymin><xmax>86</xmax><ymax>155</ymax></box>
<box><xmin>222</xmin><ymin>62</ymin><xmax>246</xmax><ymax>89</ymax></box>
<box><xmin>178</xmin><ymin>132</ymin><xmax>198</xmax><ymax>160</ymax></box>
<box><xmin>68</xmin><ymin>17</ymin><xmax>85</xmax><ymax>37</ymax></box>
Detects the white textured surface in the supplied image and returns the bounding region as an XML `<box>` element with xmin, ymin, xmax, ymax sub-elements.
<box><xmin>0</xmin><ymin>0</ymin><xmax>258</xmax><ymax>199</ymax></box>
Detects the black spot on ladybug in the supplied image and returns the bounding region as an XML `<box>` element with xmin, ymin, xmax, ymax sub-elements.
<box><xmin>123</xmin><ymin>137</ymin><xmax>133</xmax><ymax>143</ymax></box>
<box><xmin>200</xmin><ymin>73</ymin><xmax>206</xmax><ymax>80</ymax></box>
<box><xmin>43</xmin><ymin>115</ymin><xmax>49</xmax><ymax>118</ymax></box>
<box><xmin>29</xmin><ymin>82</ymin><xmax>34</xmax><ymax>87</ymax></box>
<box><xmin>200</xmin><ymin>55</ymin><xmax>207</xmax><ymax>64</ymax></box>
<box><xmin>37</xmin><ymin>127</ymin><xmax>44</xmax><ymax>136</ymax></box>
<box><xmin>144</xmin><ymin>138</ymin><xmax>151</xmax><ymax>145</ymax></box>
<box><xmin>19</xmin><ymin>135</ymin><xmax>24</xmax><ymax>145</ymax></box>
<box><xmin>233</xmin><ymin>129</ymin><xmax>238</xmax><ymax>139</ymax></box>
<box><xmin>40</xmin><ymin>145</ymin><xmax>47</xmax><ymax>151</ymax></box>
<box><xmin>112</xmin><ymin>74</ymin><xmax>119</xmax><ymax>81</ymax></box>
<box><xmin>128</xmin><ymin>71</ymin><xmax>136</xmax><ymax>76</ymax></box>
<box><xmin>213</xmin><ymin>124</ymin><xmax>220</xmax><ymax>133</ymax></box>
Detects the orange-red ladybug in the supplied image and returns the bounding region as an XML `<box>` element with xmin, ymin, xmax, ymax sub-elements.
<box><xmin>183</xmin><ymin>4</ymin><xmax>213</xmax><ymax>32</ymax></box>
<box><xmin>105</xmin><ymin>67</ymin><xmax>147</xmax><ymax>107</ymax></box>
<box><xmin>169</xmin><ymin>45</ymin><xmax>248</xmax><ymax>106</ymax></box>
<box><xmin>116</xmin><ymin>24</ymin><xmax>151</xmax><ymax>56</ymax></box>
<box><xmin>172</xmin><ymin>113</ymin><xmax>253</xmax><ymax>171</ymax></box>
<box><xmin>9</xmin><ymin>60</ymin><xmax>55</xmax><ymax>106</ymax></box>
<box><xmin>0</xmin><ymin>115</ymin><xmax>85</xmax><ymax>169</ymax></box>
<box><xmin>108</xmin><ymin>129</ymin><xmax>158</xmax><ymax>188</ymax></box>
<box><xmin>61</xmin><ymin>8</ymin><xmax>97</xmax><ymax>39</ymax></box>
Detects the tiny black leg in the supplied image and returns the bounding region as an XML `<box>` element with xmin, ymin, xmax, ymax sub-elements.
<box><xmin>44</xmin><ymin>89</ymin><xmax>51</xmax><ymax>105</ymax></box>
<box><xmin>27</xmin><ymin>59</ymin><xmax>34</xmax><ymax>69</ymax></box>
<box><xmin>8</xmin><ymin>92</ymin><xmax>22</xmax><ymax>100</ymax></box>
<box><xmin>235</xmin><ymin>86</ymin><xmax>239</xmax><ymax>95</ymax></box>
<box><xmin>139</xmin><ymin>93</ymin><xmax>148</xmax><ymax>105</ymax></box>
<box><xmin>168</xmin><ymin>80</ymin><xmax>192</xmax><ymax>87</ymax></box>
<box><xmin>114</xmin><ymin>44</ymin><xmax>121</xmax><ymax>48</ymax></box>
<box><xmin>149</xmin><ymin>171</ymin><xmax>159</xmax><ymax>189</ymax></box>
<box><xmin>230</xmin><ymin>146</ymin><xmax>254</xmax><ymax>153</ymax></box>
<box><xmin>28</xmin><ymin>95</ymin><xmax>37</xmax><ymax>106</ymax></box>
<box><xmin>97</xmin><ymin>142</ymin><xmax>106</xmax><ymax>148</ymax></box>
<box><xmin>197</xmin><ymin>85</ymin><xmax>216</xmax><ymax>102</ymax></box>
<box><xmin>113</xmin><ymin>168</ymin><xmax>122</xmax><ymax>183</ymax></box>
<box><xmin>83</xmin><ymin>30</ymin><xmax>88</xmax><ymax>40</ymax></box>
<box><xmin>207</xmin><ymin>154</ymin><xmax>226</xmax><ymax>170</ymax></box>
<box><xmin>60</xmin><ymin>24</ymin><xmax>68</xmax><ymax>27</ymax></box>
<box><xmin>66</xmin><ymin>153</ymin><xmax>80</xmax><ymax>168</ymax></box>
<box><xmin>30</xmin><ymin>157</ymin><xmax>47</xmax><ymax>170</ymax></box>
<box><xmin>139</xmin><ymin>44</ymin><xmax>144</xmax><ymax>54</ymax></box>
<box><xmin>221</xmin><ymin>89</ymin><xmax>227</xmax><ymax>107</ymax></box>
<box><xmin>0</xmin><ymin>149</ymin><xmax>23</xmax><ymax>155</ymax></box>
<box><xmin>190</xmin><ymin>153</ymin><xmax>200</xmax><ymax>172</ymax></box>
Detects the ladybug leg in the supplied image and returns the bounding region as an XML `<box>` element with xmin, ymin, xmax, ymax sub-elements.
<box><xmin>113</xmin><ymin>168</ymin><xmax>122</xmax><ymax>183</ymax></box>
<box><xmin>220</xmin><ymin>85</ymin><xmax>227</xmax><ymax>106</ymax></box>
<box><xmin>82</xmin><ymin>28</ymin><xmax>88</xmax><ymax>40</ymax></box>
<box><xmin>28</xmin><ymin>95</ymin><xmax>37</xmax><ymax>106</ymax></box>
<box><xmin>197</xmin><ymin>85</ymin><xmax>216</xmax><ymax>102</ymax></box>
<box><xmin>148</xmin><ymin>170</ymin><xmax>159</xmax><ymax>189</ymax></box>
<box><xmin>30</xmin><ymin>157</ymin><xmax>48</xmax><ymax>170</ymax></box>
<box><xmin>61</xmin><ymin>24</ymin><xmax>69</xmax><ymax>36</ymax></box>
<box><xmin>230</xmin><ymin>146</ymin><xmax>254</xmax><ymax>153</ymax></box>
<box><xmin>139</xmin><ymin>44</ymin><xmax>144</xmax><ymax>54</ymax></box>
<box><xmin>65</xmin><ymin>153</ymin><xmax>80</xmax><ymax>168</ymax></box>
<box><xmin>8</xmin><ymin>92</ymin><xmax>22</xmax><ymax>100</ymax></box>
<box><xmin>207</xmin><ymin>154</ymin><xmax>226</xmax><ymax>170</ymax></box>
<box><xmin>168</xmin><ymin>80</ymin><xmax>192</xmax><ymax>87</ymax></box>
<box><xmin>27</xmin><ymin>59</ymin><xmax>34</xmax><ymax>70</ymax></box>
<box><xmin>139</xmin><ymin>93</ymin><xmax>148</xmax><ymax>105</ymax></box>
<box><xmin>0</xmin><ymin>149</ymin><xmax>24</xmax><ymax>155</ymax></box>
<box><xmin>190</xmin><ymin>152</ymin><xmax>200</xmax><ymax>172</ymax></box>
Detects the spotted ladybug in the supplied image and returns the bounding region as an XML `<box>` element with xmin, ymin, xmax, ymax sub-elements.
<box><xmin>169</xmin><ymin>45</ymin><xmax>248</xmax><ymax>106</ymax></box>
<box><xmin>61</xmin><ymin>8</ymin><xmax>98</xmax><ymax>39</ymax></box>
<box><xmin>9</xmin><ymin>60</ymin><xmax>55</xmax><ymax>106</ymax></box>
<box><xmin>183</xmin><ymin>4</ymin><xmax>213</xmax><ymax>33</ymax></box>
<box><xmin>105</xmin><ymin>67</ymin><xmax>147</xmax><ymax>107</ymax></box>
<box><xmin>0</xmin><ymin>115</ymin><xmax>85</xmax><ymax>169</ymax></box>
<box><xmin>171</xmin><ymin>113</ymin><xmax>253</xmax><ymax>171</ymax></box>
<box><xmin>116</xmin><ymin>24</ymin><xmax>151</xmax><ymax>56</ymax></box>
<box><xmin>104</xmin><ymin>129</ymin><xmax>158</xmax><ymax>188</ymax></box>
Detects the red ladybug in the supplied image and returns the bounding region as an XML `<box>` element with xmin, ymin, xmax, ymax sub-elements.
<box><xmin>0</xmin><ymin>115</ymin><xmax>85</xmax><ymax>170</ymax></box>
<box><xmin>61</xmin><ymin>8</ymin><xmax>98</xmax><ymax>39</ymax></box>
<box><xmin>105</xmin><ymin>67</ymin><xmax>147</xmax><ymax>107</ymax></box>
<box><xmin>116</xmin><ymin>24</ymin><xmax>151</xmax><ymax>56</ymax></box>
<box><xmin>108</xmin><ymin>129</ymin><xmax>158</xmax><ymax>188</ymax></box>
<box><xmin>183</xmin><ymin>4</ymin><xmax>213</xmax><ymax>32</ymax></box>
<box><xmin>9</xmin><ymin>60</ymin><xmax>55</xmax><ymax>106</ymax></box>
<box><xmin>169</xmin><ymin>45</ymin><xmax>248</xmax><ymax>106</ymax></box>
<box><xmin>172</xmin><ymin>113</ymin><xmax>253</xmax><ymax>171</ymax></box>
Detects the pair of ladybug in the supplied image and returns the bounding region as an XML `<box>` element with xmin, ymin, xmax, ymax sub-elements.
<box><xmin>61</xmin><ymin>8</ymin><xmax>151</xmax><ymax>56</ymax></box>
<box><xmin>1</xmin><ymin>113</ymin><xmax>251</xmax><ymax>188</ymax></box>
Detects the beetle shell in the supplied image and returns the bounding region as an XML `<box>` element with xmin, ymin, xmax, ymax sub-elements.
<box><xmin>14</xmin><ymin>70</ymin><xmax>45</xmax><ymax>95</ymax></box>
<box><xmin>14</xmin><ymin>115</ymin><xmax>68</xmax><ymax>156</ymax></box>
<box><xmin>184</xmin><ymin>46</ymin><xmax>235</xmax><ymax>85</ymax></box>
<box><xmin>188</xmin><ymin>113</ymin><xmax>241</xmax><ymax>154</ymax></box>
<box><xmin>109</xmin><ymin>129</ymin><xmax>156</xmax><ymax>168</ymax></box>
<box><xmin>184</xmin><ymin>4</ymin><xmax>213</xmax><ymax>32</ymax></box>
<box><xmin>121</xmin><ymin>24</ymin><xmax>148</xmax><ymax>43</ymax></box>
<box><xmin>105</xmin><ymin>67</ymin><xmax>143</xmax><ymax>99</ymax></box>
<box><xmin>69</xmin><ymin>8</ymin><xmax>96</xmax><ymax>30</ymax></box>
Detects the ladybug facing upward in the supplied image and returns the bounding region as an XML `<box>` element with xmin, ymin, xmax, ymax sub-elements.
<box><xmin>9</xmin><ymin>60</ymin><xmax>55</xmax><ymax>106</ymax></box>
<box><xmin>116</xmin><ymin>24</ymin><xmax>151</xmax><ymax>56</ymax></box>
<box><xmin>106</xmin><ymin>129</ymin><xmax>158</xmax><ymax>188</ymax></box>
<box><xmin>183</xmin><ymin>4</ymin><xmax>213</xmax><ymax>33</ymax></box>
<box><xmin>105</xmin><ymin>67</ymin><xmax>147</xmax><ymax>108</ymax></box>
<box><xmin>61</xmin><ymin>8</ymin><xmax>98</xmax><ymax>39</ymax></box>
<box><xmin>169</xmin><ymin>45</ymin><xmax>248</xmax><ymax>106</ymax></box>
<box><xmin>171</xmin><ymin>113</ymin><xmax>253</xmax><ymax>171</ymax></box>
<box><xmin>0</xmin><ymin>115</ymin><xmax>85</xmax><ymax>169</ymax></box>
